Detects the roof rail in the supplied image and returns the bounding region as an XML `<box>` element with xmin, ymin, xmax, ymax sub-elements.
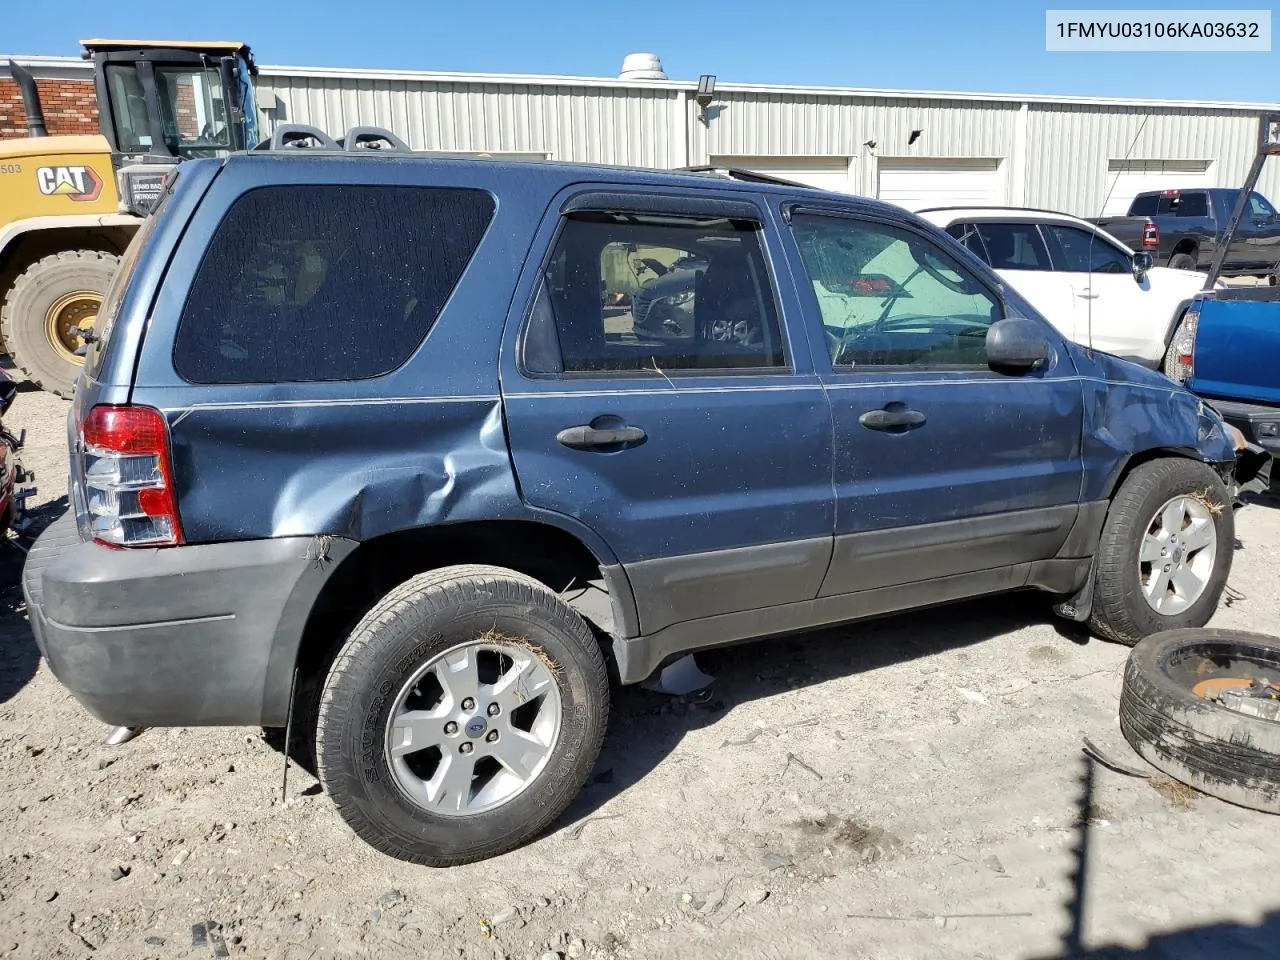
<box><xmin>339</xmin><ymin>126</ymin><xmax>411</xmax><ymax>152</ymax></box>
<box><xmin>266</xmin><ymin>124</ymin><xmax>340</xmax><ymax>151</ymax></box>
<box><xmin>678</xmin><ymin>165</ymin><xmax>821</xmax><ymax>190</ymax></box>
<box><xmin>914</xmin><ymin>204</ymin><xmax>1084</xmax><ymax>219</ymax></box>
<box><xmin>259</xmin><ymin>124</ymin><xmax>413</xmax><ymax>154</ymax></box>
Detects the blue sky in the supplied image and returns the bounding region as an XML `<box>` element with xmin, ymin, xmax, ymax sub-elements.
<box><xmin>6</xmin><ymin>0</ymin><xmax>1277</xmax><ymax>101</ymax></box>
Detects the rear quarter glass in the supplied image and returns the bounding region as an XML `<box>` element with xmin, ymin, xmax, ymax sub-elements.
<box><xmin>86</xmin><ymin>179</ymin><xmax>178</xmax><ymax>380</ymax></box>
<box><xmin>172</xmin><ymin>184</ymin><xmax>496</xmax><ymax>385</ymax></box>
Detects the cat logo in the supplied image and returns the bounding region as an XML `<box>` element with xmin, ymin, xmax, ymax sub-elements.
<box><xmin>35</xmin><ymin>165</ymin><xmax>104</xmax><ymax>203</ymax></box>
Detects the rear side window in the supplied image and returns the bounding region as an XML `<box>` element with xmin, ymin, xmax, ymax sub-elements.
<box><xmin>1175</xmin><ymin>192</ymin><xmax>1208</xmax><ymax>217</ymax></box>
<box><xmin>174</xmin><ymin>185</ymin><xmax>495</xmax><ymax>383</ymax></box>
<box><xmin>1128</xmin><ymin>194</ymin><xmax>1158</xmax><ymax>216</ymax></box>
<box><xmin>523</xmin><ymin>211</ymin><xmax>785</xmax><ymax>375</ymax></box>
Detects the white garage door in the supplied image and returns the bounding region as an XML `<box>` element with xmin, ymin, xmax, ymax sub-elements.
<box><xmin>1101</xmin><ymin>160</ymin><xmax>1214</xmax><ymax>216</ymax></box>
<box><xmin>708</xmin><ymin>156</ymin><xmax>854</xmax><ymax>193</ymax></box>
<box><xmin>877</xmin><ymin>159</ymin><xmax>1003</xmax><ymax>212</ymax></box>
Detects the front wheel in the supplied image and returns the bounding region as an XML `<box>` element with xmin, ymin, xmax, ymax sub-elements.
<box><xmin>315</xmin><ymin>565</ymin><xmax>610</xmax><ymax>866</ymax></box>
<box><xmin>1089</xmin><ymin>459</ymin><xmax>1233</xmax><ymax>645</ymax></box>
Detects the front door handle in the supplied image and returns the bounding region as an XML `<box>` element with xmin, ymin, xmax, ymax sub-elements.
<box><xmin>1076</xmin><ymin>291</ymin><xmax>1099</xmax><ymax>300</ymax></box>
<box><xmin>556</xmin><ymin>423</ymin><xmax>647</xmax><ymax>450</ymax></box>
<box><xmin>858</xmin><ymin>408</ymin><xmax>926</xmax><ymax>431</ymax></box>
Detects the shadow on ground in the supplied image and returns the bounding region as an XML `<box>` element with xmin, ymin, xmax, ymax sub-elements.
<box><xmin>562</xmin><ymin>592</ymin><xmax>1082</xmax><ymax>825</ymax></box>
<box><xmin>0</xmin><ymin>498</ymin><xmax>67</xmax><ymax>704</ymax></box>
<box><xmin>1031</xmin><ymin>753</ymin><xmax>1279</xmax><ymax>960</ymax></box>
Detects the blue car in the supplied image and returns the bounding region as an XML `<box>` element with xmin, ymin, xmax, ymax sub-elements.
<box><xmin>22</xmin><ymin>126</ymin><xmax>1261</xmax><ymax>866</ymax></box>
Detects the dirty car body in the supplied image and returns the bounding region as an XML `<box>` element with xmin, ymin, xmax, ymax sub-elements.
<box><xmin>19</xmin><ymin>138</ymin><xmax>1254</xmax><ymax>862</ymax></box>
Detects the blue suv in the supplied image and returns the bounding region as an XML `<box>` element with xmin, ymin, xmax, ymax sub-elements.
<box><xmin>22</xmin><ymin>127</ymin><xmax>1256</xmax><ymax>865</ymax></box>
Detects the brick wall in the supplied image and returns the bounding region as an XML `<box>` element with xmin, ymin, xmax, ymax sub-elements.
<box><xmin>0</xmin><ymin>78</ymin><xmax>98</xmax><ymax>138</ymax></box>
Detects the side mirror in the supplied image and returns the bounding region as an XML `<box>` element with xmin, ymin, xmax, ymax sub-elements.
<box><xmin>986</xmin><ymin>316</ymin><xmax>1050</xmax><ymax>371</ymax></box>
<box><xmin>1132</xmin><ymin>251</ymin><xmax>1154</xmax><ymax>280</ymax></box>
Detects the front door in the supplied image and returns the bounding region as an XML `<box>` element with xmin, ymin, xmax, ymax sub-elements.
<box><xmin>501</xmin><ymin>189</ymin><xmax>834</xmax><ymax>637</ymax></box>
<box><xmin>782</xmin><ymin>207</ymin><xmax>1086</xmax><ymax>598</ymax></box>
<box><xmin>1244</xmin><ymin>192</ymin><xmax>1280</xmax><ymax>273</ymax></box>
<box><xmin>962</xmin><ymin>221</ymin><xmax>1078</xmax><ymax>340</ymax></box>
<box><xmin>1039</xmin><ymin>222</ymin><xmax>1156</xmax><ymax>365</ymax></box>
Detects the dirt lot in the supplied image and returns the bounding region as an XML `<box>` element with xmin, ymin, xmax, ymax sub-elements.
<box><xmin>1</xmin><ymin>387</ymin><xmax>1278</xmax><ymax>960</ymax></box>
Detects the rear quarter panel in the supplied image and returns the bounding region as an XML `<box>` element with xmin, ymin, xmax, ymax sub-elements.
<box><xmin>123</xmin><ymin>156</ymin><xmax>612</xmax><ymax>557</ymax></box>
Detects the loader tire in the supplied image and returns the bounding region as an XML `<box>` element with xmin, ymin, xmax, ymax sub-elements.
<box><xmin>1</xmin><ymin>250</ymin><xmax>119</xmax><ymax>399</ymax></box>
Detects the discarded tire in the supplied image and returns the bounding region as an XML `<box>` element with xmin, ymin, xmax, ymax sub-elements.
<box><xmin>1120</xmin><ymin>628</ymin><xmax>1280</xmax><ymax>814</ymax></box>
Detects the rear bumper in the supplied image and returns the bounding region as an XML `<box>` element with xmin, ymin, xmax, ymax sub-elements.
<box><xmin>22</xmin><ymin>512</ymin><xmax>352</xmax><ymax>727</ymax></box>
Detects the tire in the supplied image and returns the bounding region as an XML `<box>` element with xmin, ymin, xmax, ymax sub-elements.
<box><xmin>1</xmin><ymin>250</ymin><xmax>119</xmax><ymax>398</ymax></box>
<box><xmin>315</xmin><ymin>564</ymin><xmax>610</xmax><ymax>866</ymax></box>
<box><xmin>1168</xmin><ymin>252</ymin><xmax>1197</xmax><ymax>271</ymax></box>
<box><xmin>1089</xmin><ymin>458</ymin><xmax>1233</xmax><ymax>646</ymax></box>
<box><xmin>1120</xmin><ymin>628</ymin><xmax>1280</xmax><ymax>814</ymax></box>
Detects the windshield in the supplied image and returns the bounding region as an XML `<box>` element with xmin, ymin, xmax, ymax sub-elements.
<box><xmin>105</xmin><ymin>62</ymin><xmax>232</xmax><ymax>158</ymax></box>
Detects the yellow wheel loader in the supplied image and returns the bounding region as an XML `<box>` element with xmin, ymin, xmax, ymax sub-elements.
<box><xmin>0</xmin><ymin>40</ymin><xmax>258</xmax><ymax>396</ymax></box>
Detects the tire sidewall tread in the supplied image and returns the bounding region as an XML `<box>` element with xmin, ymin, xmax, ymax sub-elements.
<box><xmin>315</xmin><ymin>564</ymin><xmax>610</xmax><ymax>866</ymax></box>
<box><xmin>1121</xmin><ymin>628</ymin><xmax>1280</xmax><ymax>814</ymax></box>
<box><xmin>1089</xmin><ymin>458</ymin><xmax>1233</xmax><ymax>646</ymax></box>
<box><xmin>1</xmin><ymin>250</ymin><xmax>119</xmax><ymax>397</ymax></box>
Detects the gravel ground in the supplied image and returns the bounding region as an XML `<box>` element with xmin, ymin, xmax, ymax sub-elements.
<box><xmin>1</xmin><ymin>386</ymin><xmax>1278</xmax><ymax>960</ymax></box>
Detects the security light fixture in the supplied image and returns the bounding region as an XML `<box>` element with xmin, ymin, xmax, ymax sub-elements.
<box><xmin>908</xmin><ymin>129</ymin><xmax>923</xmax><ymax>146</ymax></box>
<box><xmin>696</xmin><ymin>74</ymin><xmax>717</xmax><ymax>124</ymax></box>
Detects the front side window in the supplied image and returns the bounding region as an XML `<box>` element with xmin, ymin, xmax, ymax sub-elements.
<box><xmin>175</xmin><ymin>185</ymin><xmax>495</xmax><ymax>384</ymax></box>
<box><xmin>1043</xmin><ymin>224</ymin><xmax>1131</xmax><ymax>274</ymax></box>
<box><xmin>1250</xmin><ymin>192</ymin><xmax>1277</xmax><ymax>219</ymax></box>
<box><xmin>791</xmin><ymin>214</ymin><xmax>1001</xmax><ymax>368</ymax></box>
<box><xmin>973</xmin><ymin>222</ymin><xmax>1051</xmax><ymax>271</ymax></box>
<box><xmin>944</xmin><ymin>222</ymin><xmax>990</xmax><ymax>263</ymax></box>
<box><xmin>523</xmin><ymin>211</ymin><xmax>785</xmax><ymax>375</ymax></box>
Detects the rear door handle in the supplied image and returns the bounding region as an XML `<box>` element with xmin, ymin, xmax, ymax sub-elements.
<box><xmin>858</xmin><ymin>408</ymin><xmax>926</xmax><ymax>431</ymax></box>
<box><xmin>556</xmin><ymin>423</ymin><xmax>646</xmax><ymax>449</ymax></box>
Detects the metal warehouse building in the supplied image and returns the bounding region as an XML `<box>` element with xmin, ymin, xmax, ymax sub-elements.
<box><xmin>6</xmin><ymin>52</ymin><xmax>1280</xmax><ymax>216</ymax></box>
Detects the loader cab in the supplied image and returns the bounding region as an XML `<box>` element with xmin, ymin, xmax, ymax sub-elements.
<box><xmin>83</xmin><ymin>40</ymin><xmax>259</xmax><ymax>210</ymax></box>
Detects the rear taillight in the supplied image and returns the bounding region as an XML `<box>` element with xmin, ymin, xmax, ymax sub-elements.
<box><xmin>1142</xmin><ymin>222</ymin><xmax>1159</xmax><ymax>249</ymax></box>
<box><xmin>1166</xmin><ymin>306</ymin><xmax>1200</xmax><ymax>383</ymax></box>
<box><xmin>80</xmin><ymin>405</ymin><xmax>182</xmax><ymax>547</ymax></box>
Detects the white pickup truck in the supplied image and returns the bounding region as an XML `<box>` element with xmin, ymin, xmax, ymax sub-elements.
<box><xmin>916</xmin><ymin>207</ymin><xmax>1213</xmax><ymax>368</ymax></box>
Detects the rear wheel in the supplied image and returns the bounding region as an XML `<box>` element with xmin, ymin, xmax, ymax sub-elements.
<box><xmin>315</xmin><ymin>564</ymin><xmax>610</xmax><ymax>865</ymax></box>
<box><xmin>1090</xmin><ymin>459</ymin><xmax>1233</xmax><ymax>645</ymax></box>
<box><xmin>1</xmin><ymin>250</ymin><xmax>119</xmax><ymax>398</ymax></box>
<box><xmin>1168</xmin><ymin>252</ymin><xmax>1197</xmax><ymax>271</ymax></box>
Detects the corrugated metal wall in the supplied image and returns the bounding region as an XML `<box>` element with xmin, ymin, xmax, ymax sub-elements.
<box><xmin>259</xmin><ymin>68</ymin><xmax>1279</xmax><ymax>219</ymax></box>
<box><xmin>1024</xmin><ymin>105</ymin><xmax>1280</xmax><ymax>217</ymax></box>
<box><xmin>689</xmin><ymin>93</ymin><xmax>1019</xmax><ymax>196</ymax></box>
<box><xmin>258</xmin><ymin>73</ymin><xmax>684</xmax><ymax>169</ymax></box>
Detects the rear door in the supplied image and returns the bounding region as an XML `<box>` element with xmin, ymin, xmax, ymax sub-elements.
<box><xmin>782</xmin><ymin>206</ymin><xmax>1086</xmax><ymax>598</ymax></box>
<box><xmin>500</xmin><ymin>187</ymin><xmax>835</xmax><ymax>637</ymax></box>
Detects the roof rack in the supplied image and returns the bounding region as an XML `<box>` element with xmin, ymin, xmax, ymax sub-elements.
<box><xmin>678</xmin><ymin>165</ymin><xmax>823</xmax><ymax>190</ymax></box>
<box><xmin>259</xmin><ymin>123</ymin><xmax>414</xmax><ymax>153</ymax></box>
